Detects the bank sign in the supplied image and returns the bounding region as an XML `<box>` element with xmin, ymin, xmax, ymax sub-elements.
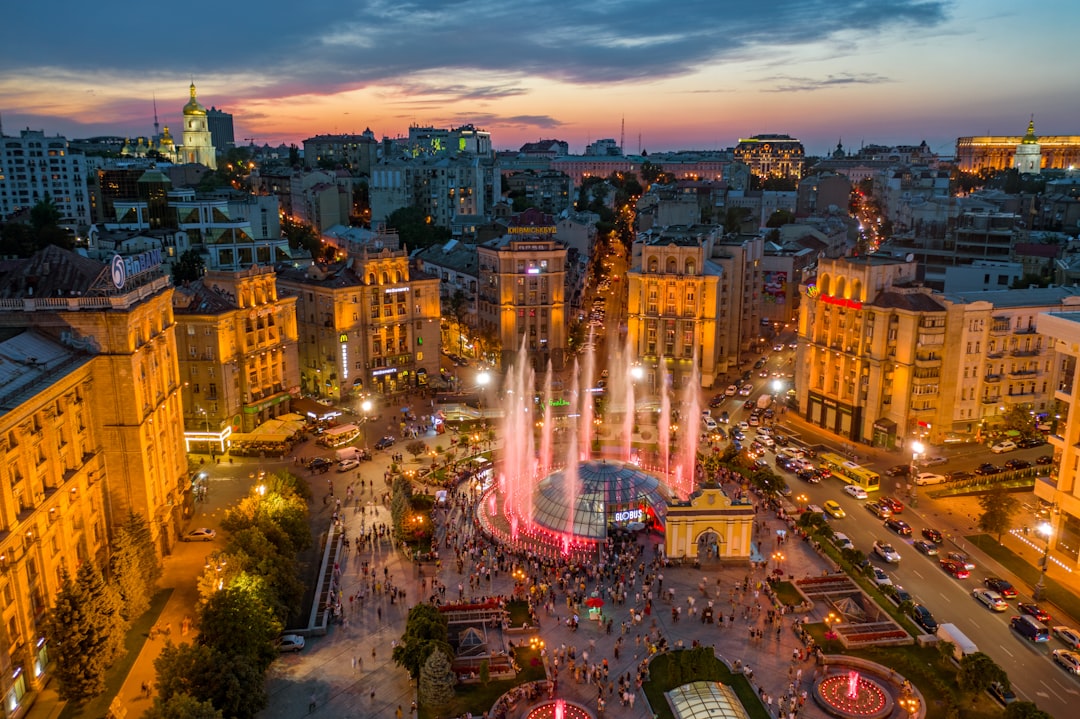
<box><xmin>110</xmin><ymin>249</ymin><xmax>163</xmax><ymax>290</ymax></box>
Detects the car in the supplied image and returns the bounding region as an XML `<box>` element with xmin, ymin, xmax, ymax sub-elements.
<box><xmin>909</xmin><ymin>604</ymin><xmax>938</xmax><ymax>633</ymax></box>
<box><xmin>984</xmin><ymin>577</ymin><xmax>1018</xmax><ymax>598</ymax></box>
<box><xmin>873</xmin><ymin>541</ymin><xmax>901</xmax><ymax>563</ymax></box>
<box><xmin>703</xmin><ymin>417</ymin><xmax>718</xmax><ymax>431</ymax></box>
<box><xmin>747</xmin><ymin>414</ymin><xmax>760</xmax><ymax>426</ymax></box>
<box><xmin>945</xmin><ymin>470</ymin><xmax>972</xmax><ymax>482</ymax></box>
<box><xmin>738</xmin><ymin>384</ymin><xmax>754</xmax><ymax>396</ymax></box>
<box><xmin>923</xmin><ymin>455</ymin><xmax>949</xmax><ymax>466</ymax></box>
<box><xmin>1018</xmin><ymin>602</ymin><xmax>1052</xmax><ymax>623</ymax></box>
<box><xmin>885</xmin><ymin>465</ymin><xmax>911</xmax><ymax>477</ymax></box>
<box><xmin>736</xmin><ymin>421</ymin><xmax>750</xmax><ymax>432</ymax></box>
<box><xmin>742</xmin><ymin>399</ymin><xmax>755</xmax><ymax>410</ymax></box>
<box><xmin>754</xmin><ymin>357</ymin><xmax>768</xmax><ymax>369</ymax></box>
<box><xmin>1054</xmin><ymin>626</ymin><xmax>1080</xmax><ymax>650</ymax></box>
<box><xmin>763</xmin><ymin>408</ymin><xmax>775</xmax><ymax>419</ymax></box>
<box><xmin>889</xmin><ymin>585</ymin><xmax>913</xmax><ymax>606</ymax></box>
<box><xmin>879</xmin><ymin>496</ymin><xmax>904</xmax><ymax>513</ymax></box>
<box><xmin>832</xmin><ymin>532</ymin><xmax>854</xmax><ymax>551</ymax></box>
<box><xmin>843</xmin><ymin>485</ymin><xmax>868</xmax><ymax>500</ymax></box>
<box><xmin>1012</xmin><ymin>615</ymin><xmax>1051</xmax><ymax>642</ymax></box>
<box><xmin>756</xmin><ymin>426</ymin><xmax>773</xmax><ymax>436</ymax></box>
<box><xmin>871</xmin><ymin>567</ymin><xmax>893</xmax><ymax>586</ymax></box>
<box><xmin>1004</xmin><ymin>458</ymin><xmax>1031</xmax><ymax>470</ymax></box>
<box><xmin>914</xmin><ymin>472</ymin><xmax>946</xmax><ymax>486</ymax></box>
<box><xmin>991</xmin><ymin>440</ymin><xmax>1018</xmax><ymax>454</ymax></box>
<box><xmin>374</xmin><ymin>436</ymin><xmax>396</xmax><ymax>450</ymax></box>
<box><xmin>773</xmin><ymin>343</ymin><xmax>785</xmax><ymax>352</ymax></box>
<box><xmin>307</xmin><ymin>457</ymin><xmax>332</xmax><ymax>473</ymax></box>
<box><xmin>337</xmin><ymin>458</ymin><xmax>360</xmax><ymax>472</ymax></box>
<box><xmin>759</xmin><ymin>436</ymin><xmax>776</xmax><ymax>449</ymax></box>
<box><xmin>921</xmin><ymin>528</ymin><xmax>943</xmax><ymax>544</ymax></box>
<box><xmin>940</xmin><ymin>560</ymin><xmax>970</xmax><ymax>579</ymax></box>
<box><xmin>718</xmin><ymin>411</ymin><xmax>730</xmax><ymax>424</ymax></box>
<box><xmin>709</xmin><ymin>394</ymin><xmax>726</xmax><ymax>408</ymax></box>
<box><xmin>183</xmin><ymin>527</ymin><xmax>216</xmax><ymax>542</ymax></box>
<box><xmin>725</xmin><ymin>384</ymin><xmax>739</xmax><ymax>396</ymax></box>
<box><xmin>356</xmin><ymin>447</ymin><xmax>373</xmax><ymax>461</ymax></box>
<box><xmin>913</xmin><ymin>540</ymin><xmax>938</xmax><ymax>556</ymax></box>
<box><xmin>277</xmin><ymin>634</ymin><xmax>306</xmax><ymax>653</ymax></box>
<box><xmin>823</xmin><ymin>500</ymin><xmax>845</xmax><ymax>518</ymax></box>
<box><xmin>987</xmin><ymin>681</ymin><xmax>1017</xmax><ymax>706</ymax></box>
<box><xmin>884</xmin><ymin>518</ymin><xmax>912</xmax><ymax>536</ymax></box>
<box><xmin>805</xmin><ymin>504</ymin><xmax>825</xmax><ymax>516</ymax></box>
<box><xmin>946</xmin><ymin>551</ymin><xmax>975</xmax><ymax>570</ymax></box>
<box><xmin>972</xmin><ymin>588</ymin><xmax>1009</xmax><ymax>612</ymax></box>
<box><xmin>730</xmin><ymin>429</ymin><xmax>745</xmax><ymax>442</ymax></box>
<box><xmin>796</xmin><ymin>468</ymin><xmax>819</xmax><ymax>483</ymax></box>
<box><xmin>974</xmin><ymin>463</ymin><xmax>1001</xmax><ymax>475</ymax></box>
<box><xmin>865</xmin><ymin>501</ymin><xmax>892</xmax><ymax>519</ymax></box>
<box><xmin>1036</xmin><ymin>454</ymin><xmax>1054</xmax><ymax>465</ymax></box>
<box><xmin>1018</xmin><ymin>436</ymin><xmax>1046</xmax><ymax>449</ymax></box>
<box><xmin>788</xmin><ymin>342</ymin><xmax>798</xmax><ymax>349</ymax></box>
<box><xmin>1052</xmin><ymin>649</ymin><xmax>1080</xmax><ymax>675</ymax></box>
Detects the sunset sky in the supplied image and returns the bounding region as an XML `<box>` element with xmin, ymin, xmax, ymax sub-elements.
<box><xmin>2</xmin><ymin>0</ymin><xmax>1077</xmax><ymax>156</ymax></box>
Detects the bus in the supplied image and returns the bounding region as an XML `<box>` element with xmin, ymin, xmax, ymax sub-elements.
<box><xmin>817</xmin><ymin>452</ymin><xmax>881</xmax><ymax>492</ymax></box>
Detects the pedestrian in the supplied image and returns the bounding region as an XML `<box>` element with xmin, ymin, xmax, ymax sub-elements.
<box><xmin>308</xmin><ymin>692</ymin><xmax>317</xmax><ymax>713</ymax></box>
<box><xmin>396</xmin><ymin>705</ymin><xmax>403</xmax><ymax>719</ymax></box>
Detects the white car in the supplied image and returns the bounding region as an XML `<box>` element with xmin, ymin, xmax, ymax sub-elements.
<box><xmin>756</xmin><ymin>426</ymin><xmax>773</xmax><ymax>437</ymax></box>
<box><xmin>758</xmin><ymin>436</ymin><xmax>775</xmax><ymax>448</ymax></box>
<box><xmin>337</xmin><ymin>458</ymin><xmax>360</xmax><ymax>472</ymax></box>
<box><xmin>725</xmin><ymin>384</ymin><xmax>739</xmax><ymax>396</ymax></box>
<box><xmin>736</xmin><ymin>421</ymin><xmax>750</xmax><ymax>432</ymax></box>
<box><xmin>1052</xmin><ymin>649</ymin><xmax>1080</xmax><ymax>675</ymax></box>
<box><xmin>738</xmin><ymin>384</ymin><xmax>754</xmax><ymax>396</ymax></box>
<box><xmin>873</xmin><ymin>541</ymin><xmax>901</xmax><ymax>563</ymax></box>
<box><xmin>914</xmin><ymin>472</ymin><xmax>946</xmax><ymax>486</ymax></box>
<box><xmin>843</xmin><ymin>485</ymin><xmax>868</xmax><ymax>500</ymax></box>
<box><xmin>871</xmin><ymin>567</ymin><xmax>893</xmax><ymax>587</ymax></box>
<box><xmin>276</xmin><ymin>634</ymin><xmax>306</xmax><ymax>653</ymax></box>
<box><xmin>1054</xmin><ymin>626</ymin><xmax>1080</xmax><ymax>650</ymax></box>
<box><xmin>991</xmin><ymin>440</ymin><xmax>1018</xmax><ymax>454</ymax></box>
<box><xmin>702</xmin><ymin>417</ymin><xmax>718</xmax><ymax>431</ymax></box>
<box><xmin>183</xmin><ymin>527</ymin><xmax>216</xmax><ymax>542</ymax></box>
<box><xmin>972</xmin><ymin>588</ymin><xmax>1008</xmax><ymax>612</ymax></box>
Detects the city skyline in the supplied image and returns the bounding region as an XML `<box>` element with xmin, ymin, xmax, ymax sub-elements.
<box><xmin>2</xmin><ymin>0</ymin><xmax>1078</xmax><ymax>155</ymax></box>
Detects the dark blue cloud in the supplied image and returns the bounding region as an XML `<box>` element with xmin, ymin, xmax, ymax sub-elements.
<box><xmin>2</xmin><ymin>0</ymin><xmax>951</xmax><ymax>98</ymax></box>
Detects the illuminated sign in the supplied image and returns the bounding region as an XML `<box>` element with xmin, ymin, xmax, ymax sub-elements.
<box><xmin>110</xmin><ymin>248</ymin><xmax>163</xmax><ymax>289</ymax></box>
<box><xmin>372</xmin><ymin>368</ymin><xmax>397</xmax><ymax>376</ymax></box>
<box><xmin>548</xmin><ymin>398</ymin><xmax>570</xmax><ymax>407</ymax></box>
<box><xmin>613</xmin><ymin>508</ymin><xmax>644</xmax><ymax>522</ymax></box>
<box><xmin>509</xmin><ymin>226</ymin><xmax>557</xmax><ymax>235</ymax></box>
<box><xmin>384</xmin><ymin>287</ymin><xmax>410</xmax><ymax>294</ymax></box>
<box><xmin>805</xmin><ymin>284</ymin><xmax>820</xmax><ymax>299</ymax></box>
<box><xmin>340</xmin><ymin>341</ymin><xmax>349</xmax><ymax>380</ymax></box>
<box><xmin>526</xmin><ymin>268</ymin><xmax>541</xmax><ymax>275</ymax></box>
<box><xmin>339</xmin><ymin>333</ymin><xmax>349</xmax><ymax>343</ymax></box>
<box><xmin>819</xmin><ymin>294</ymin><xmax>863</xmax><ymax>310</ymax></box>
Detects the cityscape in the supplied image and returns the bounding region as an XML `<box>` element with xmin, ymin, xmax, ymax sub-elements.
<box><xmin>2</xmin><ymin>3</ymin><xmax>1080</xmax><ymax>719</ymax></box>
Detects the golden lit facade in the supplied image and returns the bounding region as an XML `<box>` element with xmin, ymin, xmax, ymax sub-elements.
<box><xmin>956</xmin><ymin>122</ymin><xmax>1080</xmax><ymax>173</ymax></box>
<box><xmin>477</xmin><ymin>236</ymin><xmax>568</xmax><ymax>371</ymax></box>
<box><xmin>173</xmin><ymin>266</ymin><xmax>300</xmax><ymax>447</ymax></box>
<box><xmin>665</xmin><ymin>487</ymin><xmax>755</xmax><ymax>561</ymax></box>
<box><xmin>733</xmin><ymin>134</ymin><xmax>806</xmax><ymax>179</ymax></box>
<box><xmin>278</xmin><ymin>250</ymin><xmax>441</xmax><ymax>398</ymax></box>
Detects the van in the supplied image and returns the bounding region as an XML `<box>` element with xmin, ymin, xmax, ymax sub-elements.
<box><xmin>1010</xmin><ymin>615</ymin><xmax>1050</xmax><ymax>642</ymax></box>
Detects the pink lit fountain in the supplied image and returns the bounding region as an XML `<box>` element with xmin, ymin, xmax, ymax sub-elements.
<box><xmin>525</xmin><ymin>699</ymin><xmax>592</xmax><ymax>719</ymax></box>
<box><xmin>813</xmin><ymin>667</ymin><xmax>893</xmax><ymax>719</ymax></box>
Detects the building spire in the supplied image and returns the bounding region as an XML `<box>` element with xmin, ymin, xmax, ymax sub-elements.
<box><xmin>153</xmin><ymin>94</ymin><xmax>159</xmax><ymax>137</ymax></box>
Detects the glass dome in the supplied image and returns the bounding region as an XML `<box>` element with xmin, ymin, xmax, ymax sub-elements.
<box><xmin>531</xmin><ymin>460</ymin><xmax>670</xmax><ymax>540</ymax></box>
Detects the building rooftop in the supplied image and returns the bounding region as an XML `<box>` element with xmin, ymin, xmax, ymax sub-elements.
<box><xmin>942</xmin><ymin>285</ymin><xmax>1080</xmax><ymax>308</ymax></box>
<box><xmin>413</xmin><ymin>241</ymin><xmax>479</xmax><ymax>277</ymax></box>
<box><xmin>869</xmin><ymin>290</ymin><xmax>947</xmax><ymax>312</ymax></box>
<box><xmin>0</xmin><ymin>331</ymin><xmax>92</xmax><ymax>411</ymax></box>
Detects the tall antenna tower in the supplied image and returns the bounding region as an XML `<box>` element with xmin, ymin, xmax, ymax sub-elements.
<box><xmin>153</xmin><ymin>94</ymin><xmax>160</xmax><ymax>137</ymax></box>
<box><xmin>620</xmin><ymin>116</ymin><xmax>625</xmax><ymax>153</ymax></box>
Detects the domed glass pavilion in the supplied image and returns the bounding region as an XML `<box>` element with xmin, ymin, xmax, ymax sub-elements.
<box><xmin>531</xmin><ymin>460</ymin><xmax>671</xmax><ymax>540</ymax></box>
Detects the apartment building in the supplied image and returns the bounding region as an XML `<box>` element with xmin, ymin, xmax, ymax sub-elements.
<box><xmin>733</xmin><ymin>134</ymin><xmax>805</xmax><ymax>179</ymax></box>
<box><xmin>369</xmin><ymin>155</ymin><xmax>497</xmax><ymax>229</ymax></box>
<box><xmin>0</xmin><ymin>129</ymin><xmax>90</xmax><ymax>225</ymax></box>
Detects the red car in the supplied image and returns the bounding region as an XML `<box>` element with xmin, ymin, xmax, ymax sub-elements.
<box><xmin>1018</xmin><ymin>602</ymin><xmax>1052</xmax><ymax>623</ymax></box>
<box><xmin>940</xmin><ymin>560</ymin><xmax>970</xmax><ymax>579</ymax></box>
<box><xmin>880</xmin><ymin>496</ymin><xmax>904</xmax><ymax>513</ymax></box>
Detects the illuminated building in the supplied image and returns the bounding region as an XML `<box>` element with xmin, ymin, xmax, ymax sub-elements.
<box><xmin>477</xmin><ymin>221</ymin><xmax>568</xmax><ymax>371</ymax></box>
<box><xmin>302</xmin><ymin>132</ymin><xmax>377</xmax><ymax>175</ymax></box>
<box><xmin>172</xmin><ymin>266</ymin><xmax>300</xmax><ymax>451</ymax></box>
<box><xmin>0</xmin><ymin>129</ymin><xmax>90</xmax><ymax>225</ymax></box>
<box><xmin>369</xmin><ymin>155</ymin><xmax>497</xmax><ymax>229</ymax></box>
<box><xmin>276</xmin><ymin>231</ymin><xmax>441</xmax><ymax>398</ymax></box>
<box><xmin>733</xmin><ymin>134</ymin><xmax>805</xmax><ymax>179</ymax></box>
<box><xmin>179</xmin><ymin>82</ymin><xmax>216</xmax><ymax>169</ymax></box>
<box><xmin>956</xmin><ymin>120</ymin><xmax>1080</xmax><ymax>172</ymax></box>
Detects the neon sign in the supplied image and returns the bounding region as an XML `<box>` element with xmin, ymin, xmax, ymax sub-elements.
<box><xmin>613</xmin><ymin>509</ymin><xmax>643</xmax><ymax>522</ymax></box>
<box><xmin>819</xmin><ymin>295</ymin><xmax>863</xmax><ymax>310</ymax></box>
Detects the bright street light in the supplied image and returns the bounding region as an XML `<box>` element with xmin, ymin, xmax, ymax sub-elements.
<box><xmin>1035</xmin><ymin>521</ymin><xmax>1053</xmax><ymax>600</ymax></box>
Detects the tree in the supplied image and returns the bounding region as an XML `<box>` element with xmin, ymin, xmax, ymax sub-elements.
<box><xmin>154</xmin><ymin>641</ymin><xmax>267</xmax><ymax>719</ymax></box>
<box><xmin>406</xmin><ymin>440</ymin><xmax>427</xmax><ymax>462</ymax></box>
<box><xmin>109</xmin><ymin>512</ymin><xmax>161</xmax><ymax>621</ymax></box>
<box><xmin>143</xmin><ymin>692</ymin><xmax>224</xmax><ymax>719</ymax></box>
<box><xmin>479</xmin><ymin>659</ymin><xmax>490</xmax><ymax>686</ymax></box>
<box><xmin>281</xmin><ymin>215</ymin><xmax>321</xmax><ymax>256</ymax></box>
<box><xmin>418</xmin><ymin>646</ymin><xmax>456</xmax><ymax>711</ymax></box>
<box><xmin>958</xmin><ymin>652</ymin><xmax>1008</xmax><ymax>694</ymax></box>
<box><xmin>288</xmin><ymin>145</ymin><xmax>300</xmax><ymax>167</ymax></box>
<box><xmin>197</xmin><ymin>581</ymin><xmax>281</xmax><ymax>674</ymax></box>
<box><xmin>393</xmin><ymin>603</ymin><xmax>451</xmax><ymax>686</ymax></box>
<box><xmin>765</xmin><ymin>209</ymin><xmax>796</xmax><ymax>228</ymax></box>
<box><xmin>978</xmin><ymin>486</ymin><xmax>1019</xmax><ymax>542</ymax></box>
<box><xmin>30</xmin><ymin>195</ymin><xmax>61</xmax><ymax>231</ymax></box>
<box><xmin>45</xmin><ymin>569</ymin><xmax>105</xmax><ymax>701</ymax></box>
<box><xmin>77</xmin><ymin>561</ymin><xmax>127</xmax><ymax>667</ymax></box>
<box><xmin>387</xmin><ymin>206</ymin><xmax>451</xmax><ymax>252</ymax></box>
<box><xmin>172</xmin><ymin>249</ymin><xmax>206</xmax><ymax>284</ymax></box>
<box><xmin>1005</xmin><ymin>701</ymin><xmax>1054</xmax><ymax>719</ymax></box>
<box><xmin>723</xmin><ymin>207</ymin><xmax>752</xmax><ymax>235</ymax></box>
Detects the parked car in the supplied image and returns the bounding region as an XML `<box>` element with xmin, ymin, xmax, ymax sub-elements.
<box><xmin>987</xmin><ymin>681</ymin><xmax>1017</xmax><ymax>706</ymax></box>
<box><xmin>823</xmin><ymin>500</ymin><xmax>846</xmax><ymax>518</ymax></box>
<box><xmin>337</xmin><ymin>458</ymin><xmax>360</xmax><ymax>472</ymax></box>
<box><xmin>909</xmin><ymin>604</ymin><xmax>938</xmax><ymax>633</ymax></box>
<box><xmin>1018</xmin><ymin>436</ymin><xmax>1046</xmax><ymax>449</ymax></box>
<box><xmin>1054</xmin><ymin>626</ymin><xmax>1080</xmax><ymax>650</ymax></box>
<box><xmin>374</xmin><ymin>436</ymin><xmax>396</xmax><ymax>450</ymax></box>
<box><xmin>1004</xmin><ymin>458</ymin><xmax>1031</xmax><ymax>470</ymax></box>
<box><xmin>844</xmin><ymin>485</ymin><xmax>868</xmax><ymax>500</ymax></box>
<box><xmin>1018</xmin><ymin>602</ymin><xmax>1053</xmax><ymax>623</ymax></box>
<box><xmin>884</xmin><ymin>518</ymin><xmax>912</xmax><ymax>536</ymax></box>
<box><xmin>974</xmin><ymin>463</ymin><xmax>1001</xmax><ymax>475</ymax></box>
<box><xmin>991</xmin><ymin>440</ymin><xmax>1018</xmax><ymax>453</ymax></box>
<box><xmin>871</xmin><ymin>567</ymin><xmax>893</xmax><ymax>586</ymax></box>
<box><xmin>307</xmin><ymin>457</ymin><xmax>332</xmax><ymax>473</ymax></box>
<box><xmin>276</xmin><ymin>634</ymin><xmax>306</xmax><ymax>653</ymax></box>
<box><xmin>183</xmin><ymin>527</ymin><xmax>216</xmax><ymax>542</ymax></box>
<box><xmin>912</xmin><ymin>540</ymin><xmax>938</xmax><ymax>556</ymax></box>
<box><xmin>947</xmin><ymin>551</ymin><xmax>975</xmax><ymax>570</ymax></box>
<box><xmin>873</xmin><ymin>541</ymin><xmax>901</xmax><ymax>563</ymax></box>
<box><xmin>921</xmin><ymin>528</ymin><xmax>943</xmax><ymax>544</ymax></box>
<box><xmin>972</xmin><ymin>588</ymin><xmax>1009</xmax><ymax>612</ymax></box>
<box><xmin>1052</xmin><ymin>649</ymin><xmax>1080</xmax><ymax>675</ymax></box>
<box><xmin>885</xmin><ymin>465</ymin><xmax>910</xmax><ymax>477</ymax></box>
<box><xmin>984</xmin><ymin>577</ymin><xmax>1018</xmax><ymax>598</ymax></box>
<box><xmin>945</xmin><ymin>470</ymin><xmax>972</xmax><ymax>482</ymax></box>
<box><xmin>1036</xmin><ymin>454</ymin><xmax>1054</xmax><ymax>465</ymax></box>
<box><xmin>914</xmin><ymin>472</ymin><xmax>946</xmax><ymax>486</ymax></box>
<box><xmin>940</xmin><ymin>560</ymin><xmax>970</xmax><ymax>579</ymax></box>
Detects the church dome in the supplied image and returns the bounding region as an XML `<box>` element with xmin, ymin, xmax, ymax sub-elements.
<box><xmin>183</xmin><ymin>82</ymin><xmax>206</xmax><ymax>116</ymax></box>
<box><xmin>1021</xmin><ymin>118</ymin><xmax>1039</xmax><ymax>145</ymax></box>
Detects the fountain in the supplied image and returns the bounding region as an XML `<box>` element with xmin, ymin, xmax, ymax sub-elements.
<box><xmin>525</xmin><ymin>699</ymin><xmax>593</xmax><ymax>719</ymax></box>
<box><xmin>813</xmin><ymin>667</ymin><xmax>893</xmax><ymax>719</ymax></box>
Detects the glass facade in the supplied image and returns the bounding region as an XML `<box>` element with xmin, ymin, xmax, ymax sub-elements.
<box><xmin>531</xmin><ymin>460</ymin><xmax>670</xmax><ymax>540</ymax></box>
<box><xmin>666</xmin><ymin>681</ymin><xmax>750</xmax><ymax>719</ymax></box>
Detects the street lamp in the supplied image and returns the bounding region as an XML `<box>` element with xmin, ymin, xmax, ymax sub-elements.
<box><xmin>476</xmin><ymin>371</ymin><xmax>491</xmax><ymax>422</ymax></box>
<box><xmin>360</xmin><ymin>399</ymin><xmax>373</xmax><ymax>448</ymax></box>
<box><xmin>1034</xmin><ymin>521</ymin><xmax>1053</xmax><ymax>600</ymax></box>
<box><xmin>909</xmin><ymin>441</ymin><xmax>923</xmax><ymax>508</ymax></box>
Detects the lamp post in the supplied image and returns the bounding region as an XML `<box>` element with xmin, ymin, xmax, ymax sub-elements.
<box><xmin>476</xmin><ymin>370</ymin><xmax>491</xmax><ymax>424</ymax></box>
<box><xmin>909</xmin><ymin>441</ymin><xmax>923</xmax><ymax>508</ymax></box>
<box><xmin>1034</xmin><ymin>521</ymin><xmax>1053</xmax><ymax>600</ymax></box>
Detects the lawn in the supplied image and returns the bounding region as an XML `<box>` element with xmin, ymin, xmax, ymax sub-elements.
<box><xmin>419</xmin><ymin>646</ymin><xmax>546</xmax><ymax>719</ymax></box>
<box><xmin>505</xmin><ymin>599</ymin><xmax>532</xmax><ymax>628</ymax></box>
<box><xmin>59</xmin><ymin>588</ymin><xmax>173</xmax><ymax>719</ymax></box>
<box><xmin>772</xmin><ymin>581</ymin><xmax>802</xmax><ymax>607</ymax></box>
<box><xmin>642</xmin><ymin>649</ymin><xmax>770</xmax><ymax>719</ymax></box>
<box><xmin>967</xmin><ymin>533</ymin><xmax>1080</xmax><ymax>622</ymax></box>
<box><xmin>800</xmin><ymin>623</ymin><xmax>1005</xmax><ymax>719</ymax></box>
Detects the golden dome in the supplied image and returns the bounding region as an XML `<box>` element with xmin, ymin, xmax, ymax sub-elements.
<box><xmin>183</xmin><ymin>82</ymin><xmax>206</xmax><ymax>116</ymax></box>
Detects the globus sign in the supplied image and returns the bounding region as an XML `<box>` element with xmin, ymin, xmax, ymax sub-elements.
<box><xmin>613</xmin><ymin>508</ymin><xmax>644</xmax><ymax>522</ymax></box>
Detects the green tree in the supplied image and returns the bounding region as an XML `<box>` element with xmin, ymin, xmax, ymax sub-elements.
<box><xmin>391</xmin><ymin>476</ymin><xmax>415</xmax><ymax>538</ymax></box>
<box><xmin>1005</xmin><ymin>701</ymin><xmax>1054</xmax><ymax>719</ymax></box>
<box><xmin>723</xmin><ymin>207</ymin><xmax>752</xmax><ymax>235</ymax></box>
<box><xmin>281</xmin><ymin>215</ymin><xmax>321</xmax><ymax>256</ymax></box>
<box><xmin>393</xmin><ymin>603</ymin><xmax>451</xmax><ymax>686</ymax></box>
<box><xmin>172</xmin><ymin>249</ymin><xmax>206</xmax><ymax>284</ymax></box>
<box><xmin>288</xmin><ymin>144</ymin><xmax>300</xmax><ymax>167</ymax></box>
<box><xmin>978</xmin><ymin>486</ymin><xmax>1019</xmax><ymax>542</ymax></box>
<box><xmin>958</xmin><ymin>652</ymin><xmax>1008</xmax><ymax>695</ymax></box>
<box><xmin>45</xmin><ymin>569</ymin><xmax>105</xmax><ymax>701</ymax></box>
<box><xmin>405</xmin><ymin>440</ymin><xmax>427</xmax><ymax>462</ymax></box>
<box><xmin>639</xmin><ymin>160</ymin><xmax>664</xmax><ymax>186</ymax></box>
<box><xmin>143</xmin><ymin>691</ymin><xmax>224</xmax><ymax>719</ymax></box>
<box><xmin>154</xmin><ymin>642</ymin><xmax>267</xmax><ymax>719</ymax></box>
<box><xmin>765</xmin><ymin>209</ymin><xmax>796</xmax><ymax>228</ymax></box>
<box><xmin>77</xmin><ymin>561</ymin><xmax>127</xmax><ymax>667</ymax></box>
<box><xmin>109</xmin><ymin>512</ymin><xmax>161</xmax><ymax>621</ymax></box>
<box><xmin>387</xmin><ymin>206</ymin><xmax>451</xmax><ymax>251</ymax></box>
<box><xmin>197</xmin><ymin>580</ymin><xmax>281</xmax><ymax>674</ymax></box>
<box><xmin>1001</xmin><ymin>406</ymin><xmax>1038</xmax><ymax>436</ymax></box>
<box><xmin>418</xmin><ymin>646</ymin><xmax>456</xmax><ymax>711</ymax></box>
<box><xmin>30</xmin><ymin>195</ymin><xmax>61</xmax><ymax>231</ymax></box>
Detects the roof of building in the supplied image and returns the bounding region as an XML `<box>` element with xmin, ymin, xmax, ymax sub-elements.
<box><xmin>172</xmin><ymin>280</ymin><xmax>236</xmax><ymax>314</ymax></box>
<box><xmin>0</xmin><ymin>245</ymin><xmax>108</xmax><ymax>299</ymax></box>
<box><xmin>868</xmin><ymin>290</ymin><xmax>946</xmax><ymax>312</ymax></box>
<box><xmin>413</xmin><ymin>241</ymin><xmax>479</xmax><ymax>276</ymax></box>
<box><xmin>0</xmin><ymin>331</ymin><xmax>93</xmax><ymax>411</ymax></box>
<box><xmin>665</xmin><ymin>681</ymin><xmax>750</xmax><ymax>719</ymax></box>
<box><xmin>1014</xmin><ymin>243</ymin><xmax>1061</xmax><ymax>259</ymax></box>
<box><xmin>942</xmin><ymin>285</ymin><xmax>1080</xmax><ymax>308</ymax></box>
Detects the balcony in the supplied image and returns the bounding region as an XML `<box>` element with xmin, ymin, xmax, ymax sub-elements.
<box><xmin>1008</xmin><ymin>369</ymin><xmax>1037</xmax><ymax>378</ymax></box>
<box><xmin>1014</xmin><ymin>325</ymin><xmax>1038</xmax><ymax>335</ymax></box>
<box><xmin>984</xmin><ymin>374</ymin><xmax>1001</xmax><ymax>382</ymax></box>
<box><xmin>982</xmin><ymin>395</ymin><xmax>1002</xmax><ymax>405</ymax></box>
<box><xmin>914</xmin><ymin>354</ymin><xmax>941</xmax><ymax>367</ymax></box>
<box><xmin>1011</xmin><ymin>348</ymin><xmax>1040</xmax><ymax>357</ymax></box>
<box><xmin>989</xmin><ymin>321</ymin><xmax>1010</xmax><ymax>335</ymax></box>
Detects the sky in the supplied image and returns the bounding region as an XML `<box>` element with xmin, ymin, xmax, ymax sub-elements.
<box><xmin>1</xmin><ymin>0</ymin><xmax>1078</xmax><ymax>156</ymax></box>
